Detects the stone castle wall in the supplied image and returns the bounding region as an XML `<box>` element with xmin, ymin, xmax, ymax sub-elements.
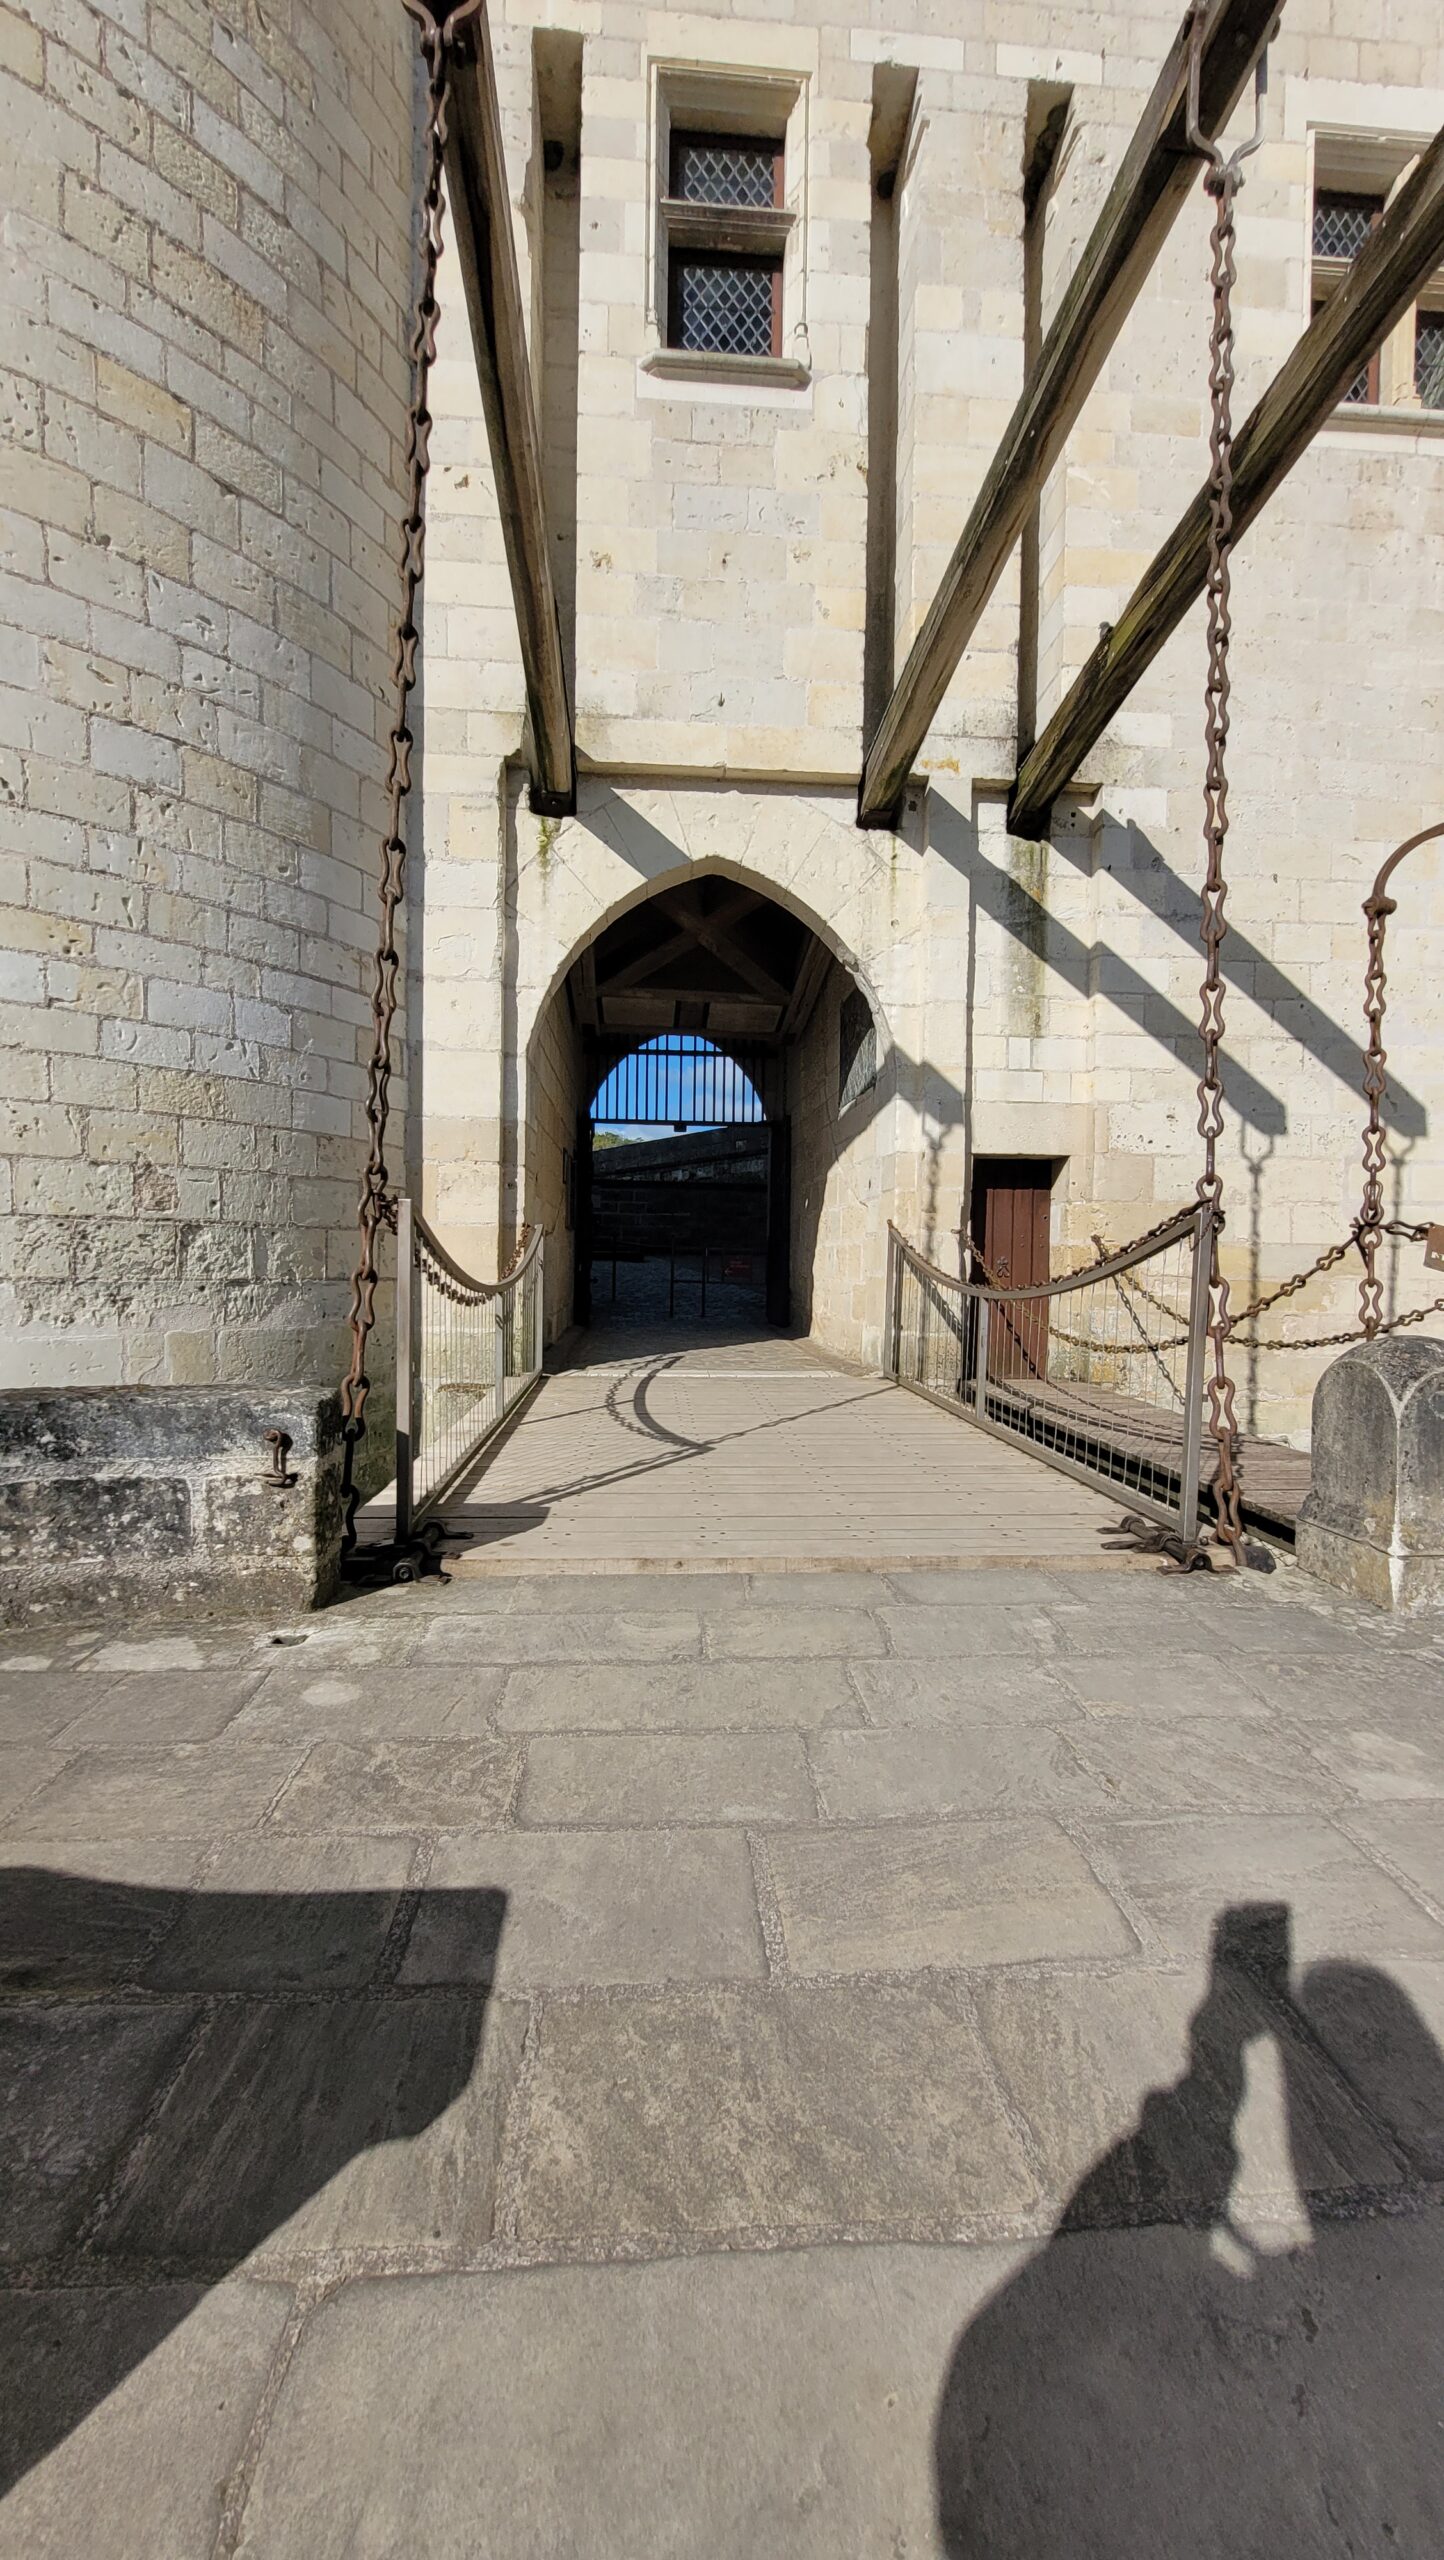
<box><xmin>2</xmin><ymin>0</ymin><xmax>418</xmax><ymax>1399</ymax></box>
<box><xmin>420</xmin><ymin>3</ymin><xmax>1444</xmax><ymax>1441</ymax></box>
<box><xmin>5</xmin><ymin>0</ymin><xmax>1444</xmax><ymax>1608</ymax></box>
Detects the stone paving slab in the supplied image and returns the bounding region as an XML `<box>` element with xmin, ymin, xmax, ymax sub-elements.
<box><xmin>765</xmin><ymin>1817</ymin><xmax>1137</xmax><ymax>1975</ymax></box>
<box><xmin>1291</xmin><ymin>1697</ymin><xmax>1444</xmax><ymax>1801</ymax></box>
<box><xmin>5</xmin><ymin>1745</ymin><xmax>306</xmax><ymax>1841</ymax></box>
<box><xmin>230</xmin><ymin>1664</ymin><xmax>506</xmax><ymax>1741</ymax></box>
<box><xmin>92</xmin><ymin>1991</ymin><xmax>522</xmax><ymax>2267</ymax></box>
<box><xmin>0</xmin><ymin>1749</ymin><xmax>68</xmax><ymax>1827</ymax></box>
<box><xmin>0</xmin><ymin>2001</ymin><xmax>200</xmax><ymax>2262</ymax></box>
<box><xmin>1295</xmin><ymin>1954</ymin><xmax>1444</xmax><ymax>2178</ymax></box>
<box><xmin>516</xmin><ymin>1980</ymin><xmax>1038</xmax><ymax>2246</ymax></box>
<box><xmin>228</xmin><ymin>2249</ymin><xmax>992</xmax><ymax>2560</ymax></box>
<box><xmin>848</xmin><ymin>1657</ymin><xmax>1082</xmax><ymax>1725</ymax></box>
<box><xmin>1050</xmin><ymin>1650</ymin><xmax>1270</xmax><ymax>1714</ymax></box>
<box><xmin>1085</xmin><ymin>1814</ymin><xmax>1444</xmax><ymax>1967</ymax></box>
<box><xmin>140</xmin><ymin>1838</ymin><xmax>419</xmax><ymax>1992</ymax></box>
<box><xmin>0</xmin><ymin>1841</ymin><xmax>208</xmax><ymax>1992</ymax></box>
<box><xmin>807</xmin><ymin>1723</ymin><xmax>1110</xmax><ymax>1820</ymax></box>
<box><xmin>418</xmin><ymin>1610</ymin><xmax>701</xmax><ymax>1664</ymax></box>
<box><xmin>0</xmin><ymin>2279</ymin><xmax>293</xmax><ymax>2557</ymax></box>
<box><xmin>972</xmin><ymin>1963</ymin><xmax>1404</xmax><ymax>2219</ymax></box>
<box><xmin>0</xmin><ymin>1672</ymin><xmax>206</xmax><ymax>1746</ymax></box>
<box><xmin>877</xmin><ymin>1603</ymin><xmax>1055</xmax><ymax>1659</ymax></box>
<box><xmin>401</xmin><ymin>1831</ymin><xmax>766</xmax><ymax>1990</ymax></box>
<box><xmin>229</xmin><ymin>2216</ymin><xmax>1444</xmax><ymax>2558</ymax></box>
<box><xmin>1342</xmin><ymin>1804</ymin><xmax>1444</xmax><ymax>1913</ymax></box>
<box><xmin>497</xmin><ymin>1659</ymin><xmax>861</xmax><ymax>1732</ymax></box>
<box><xmin>518</xmin><ymin>1732</ymin><xmax>815</xmax><ymax>1828</ymax></box>
<box><xmin>703</xmin><ymin>1605</ymin><xmax>887</xmax><ymax>1659</ymax></box>
<box><xmin>1062</xmin><ymin>1712</ymin><xmax>1343</xmax><ymax>1814</ymax></box>
<box><xmin>39</xmin><ymin>1671</ymin><xmax>268</xmax><ymax>1747</ymax></box>
<box><xmin>266</xmin><ymin>1739</ymin><xmax>523</xmax><ymax>1834</ymax></box>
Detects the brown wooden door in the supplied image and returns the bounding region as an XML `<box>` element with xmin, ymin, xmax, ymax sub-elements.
<box><xmin>969</xmin><ymin>1158</ymin><xmax>1053</xmax><ymax>1379</ymax></box>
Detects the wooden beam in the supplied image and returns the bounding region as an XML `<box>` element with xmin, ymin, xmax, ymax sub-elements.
<box><xmin>778</xmin><ymin>932</ymin><xmax>833</xmax><ymax>1041</ymax></box>
<box><xmin>575</xmin><ymin>943</ymin><xmax>599</xmax><ymax>1031</ymax></box>
<box><xmin>442</xmin><ymin>6</ymin><xmax>575</xmax><ymax>814</ymax></box>
<box><xmin>1009</xmin><ymin>124</ymin><xmax>1444</xmax><ymax>838</ymax></box>
<box><xmin>856</xmin><ymin>0</ymin><xmax>1280</xmax><ymax>830</ymax></box>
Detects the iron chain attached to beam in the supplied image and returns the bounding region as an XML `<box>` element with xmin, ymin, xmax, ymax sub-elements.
<box><xmin>339</xmin><ymin>1</ymin><xmax>482</xmax><ymax>1552</ymax></box>
<box><xmin>1187</xmin><ymin>7</ymin><xmax>1269</xmax><ymax>1564</ymax></box>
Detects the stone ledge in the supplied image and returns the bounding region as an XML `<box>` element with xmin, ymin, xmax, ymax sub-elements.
<box><xmin>0</xmin><ymin>1386</ymin><xmax>348</xmax><ymax>1628</ymax></box>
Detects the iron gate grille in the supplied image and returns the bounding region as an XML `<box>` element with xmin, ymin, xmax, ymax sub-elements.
<box><xmin>589</xmin><ymin>1035</ymin><xmax>777</xmax><ymax>1126</ymax></box>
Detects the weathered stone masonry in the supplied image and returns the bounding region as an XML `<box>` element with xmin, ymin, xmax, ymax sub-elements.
<box><xmin>1</xmin><ymin>0</ymin><xmax>417</xmax><ymax>1611</ymax></box>
<box><xmin>4</xmin><ymin>1</ymin><xmax>1444</xmax><ymax>1617</ymax></box>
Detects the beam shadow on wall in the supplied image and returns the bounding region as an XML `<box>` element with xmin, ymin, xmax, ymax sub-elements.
<box><xmin>0</xmin><ymin>1871</ymin><xmax>508</xmax><ymax>2502</ymax></box>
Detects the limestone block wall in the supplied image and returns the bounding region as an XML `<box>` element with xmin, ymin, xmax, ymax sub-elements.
<box><xmin>522</xmin><ymin>950</ymin><xmax>584</xmax><ymax>1342</ymax></box>
<box><xmin>789</xmin><ymin>957</ymin><xmax>905</xmax><ymax>1369</ymax></box>
<box><xmin>1</xmin><ymin>0</ymin><xmax>417</xmax><ymax>1395</ymax></box>
<box><xmin>417</xmin><ymin>5</ymin><xmax>1444</xmax><ymax>1449</ymax></box>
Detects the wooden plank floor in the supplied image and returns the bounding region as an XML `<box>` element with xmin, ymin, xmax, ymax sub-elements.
<box><xmin>362</xmin><ymin>1334</ymin><xmax>1142</xmax><ymax>1572</ymax></box>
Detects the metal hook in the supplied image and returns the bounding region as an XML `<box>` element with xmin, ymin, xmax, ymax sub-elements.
<box><xmin>1185</xmin><ymin>3</ymin><xmax>1274</xmax><ymax>186</ymax></box>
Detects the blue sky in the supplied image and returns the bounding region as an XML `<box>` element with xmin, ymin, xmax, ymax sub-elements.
<box><xmin>592</xmin><ymin>1035</ymin><xmax>764</xmax><ymax>1137</ymax></box>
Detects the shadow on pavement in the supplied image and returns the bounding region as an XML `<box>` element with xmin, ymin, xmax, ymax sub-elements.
<box><xmin>0</xmin><ymin>1866</ymin><xmax>507</xmax><ymax>2499</ymax></box>
<box><xmin>936</xmin><ymin>1903</ymin><xmax>1444</xmax><ymax>2555</ymax></box>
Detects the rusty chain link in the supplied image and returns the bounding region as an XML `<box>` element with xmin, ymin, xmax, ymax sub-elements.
<box><xmin>1189</xmin><ymin>156</ymin><xmax>1250</xmax><ymax>1562</ymax></box>
<box><xmin>338</xmin><ymin>1</ymin><xmax>483</xmax><ymax>1552</ymax></box>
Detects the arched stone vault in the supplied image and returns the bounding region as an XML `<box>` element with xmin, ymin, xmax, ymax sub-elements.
<box><xmin>438</xmin><ymin>776</ymin><xmax>935</xmax><ymax>1365</ymax></box>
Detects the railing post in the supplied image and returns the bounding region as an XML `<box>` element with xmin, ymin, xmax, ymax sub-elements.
<box><xmin>883</xmin><ymin>1227</ymin><xmax>900</xmax><ymax>1379</ymax></box>
<box><xmin>394</xmin><ymin>1194</ymin><xmax>415</xmax><ymax>1546</ymax></box>
<box><xmin>534</xmin><ymin>1235</ymin><xmax>546</xmax><ymax>1376</ymax></box>
<box><xmin>974</xmin><ymin>1294</ymin><xmax>991</xmax><ymax>1416</ymax></box>
<box><xmin>1177</xmin><ymin>1203</ymin><xmax>1214</xmax><ymax>1547</ymax></box>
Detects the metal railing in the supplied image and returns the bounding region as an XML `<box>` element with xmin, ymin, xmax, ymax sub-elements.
<box><xmin>886</xmin><ymin>1205</ymin><xmax>1215</xmax><ymax>1543</ymax></box>
<box><xmin>394</xmin><ymin>1200</ymin><xmax>545</xmax><ymax>1538</ymax></box>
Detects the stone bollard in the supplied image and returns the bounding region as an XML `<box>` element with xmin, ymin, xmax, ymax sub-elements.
<box><xmin>1297</xmin><ymin>1337</ymin><xmax>1444</xmax><ymax>1613</ymax></box>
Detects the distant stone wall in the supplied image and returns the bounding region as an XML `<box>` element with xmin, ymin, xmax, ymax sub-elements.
<box><xmin>1</xmin><ymin>0</ymin><xmax>417</xmax><ymax>1397</ymax></box>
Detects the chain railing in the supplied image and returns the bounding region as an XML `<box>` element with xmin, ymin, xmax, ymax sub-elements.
<box><xmin>394</xmin><ymin>1201</ymin><xmax>544</xmax><ymax>1539</ymax></box>
<box><xmin>887</xmin><ymin>1207</ymin><xmax>1215</xmax><ymax>1544</ymax></box>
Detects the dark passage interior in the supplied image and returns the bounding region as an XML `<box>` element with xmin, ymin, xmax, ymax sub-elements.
<box><xmin>565</xmin><ymin>877</ymin><xmax>836</xmax><ymax>1337</ymax></box>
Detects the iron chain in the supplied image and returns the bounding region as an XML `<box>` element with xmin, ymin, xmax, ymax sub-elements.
<box><xmin>339</xmin><ymin>2</ymin><xmax>482</xmax><ymax>1551</ymax></box>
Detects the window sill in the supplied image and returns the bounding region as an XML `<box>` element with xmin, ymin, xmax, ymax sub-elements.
<box><xmin>641</xmin><ymin>348</ymin><xmax>810</xmax><ymax>391</ymax></box>
<box><xmin>1323</xmin><ymin>401</ymin><xmax>1444</xmax><ymax>436</ymax></box>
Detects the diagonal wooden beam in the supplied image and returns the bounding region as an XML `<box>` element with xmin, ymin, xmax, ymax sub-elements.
<box><xmin>441</xmin><ymin>4</ymin><xmax>575</xmax><ymax>814</ymax></box>
<box><xmin>1009</xmin><ymin>124</ymin><xmax>1444</xmax><ymax>839</ymax></box>
<box><xmin>778</xmin><ymin>932</ymin><xmax>832</xmax><ymax>1041</ymax></box>
<box><xmin>857</xmin><ymin>0</ymin><xmax>1280</xmax><ymax>830</ymax></box>
<box><xmin>575</xmin><ymin>942</ymin><xmax>599</xmax><ymax>1031</ymax></box>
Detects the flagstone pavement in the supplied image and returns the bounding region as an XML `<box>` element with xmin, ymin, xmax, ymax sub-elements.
<box><xmin>2</xmin><ymin>1557</ymin><xmax>1442</xmax><ymax>2554</ymax></box>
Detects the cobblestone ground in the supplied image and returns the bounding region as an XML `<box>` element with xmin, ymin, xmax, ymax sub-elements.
<box><xmin>2</xmin><ymin>1560</ymin><xmax>1443</xmax><ymax>2554</ymax></box>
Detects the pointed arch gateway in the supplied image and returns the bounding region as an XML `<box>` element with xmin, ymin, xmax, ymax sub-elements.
<box><xmin>525</xmin><ymin>872</ymin><xmax>889</xmax><ymax>1347</ymax></box>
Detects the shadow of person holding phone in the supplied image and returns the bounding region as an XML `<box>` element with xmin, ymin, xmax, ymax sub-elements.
<box><xmin>935</xmin><ymin>1903</ymin><xmax>1444</xmax><ymax>2555</ymax></box>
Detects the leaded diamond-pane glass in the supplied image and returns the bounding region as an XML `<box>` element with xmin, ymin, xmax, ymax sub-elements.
<box><xmin>1416</xmin><ymin>314</ymin><xmax>1444</xmax><ymax>409</ymax></box>
<box><xmin>1312</xmin><ymin>191</ymin><xmax>1382</xmax><ymax>260</ymax></box>
<box><xmin>1313</xmin><ymin>298</ymin><xmax>1373</xmax><ymax>404</ymax></box>
<box><xmin>673</xmin><ymin>135</ymin><xmax>777</xmax><ymax>209</ymax></box>
<box><xmin>673</xmin><ymin>259</ymin><xmax>775</xmax><ymax>355</ymax></box>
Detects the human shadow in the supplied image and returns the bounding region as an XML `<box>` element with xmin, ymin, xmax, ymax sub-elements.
<box><xmin>0</xmin><ymin>1866</ymin><xmax>507</xmax><ymax>2498</ymax></box>
<box><xmin>935</xmin><ymin>1903</ymin><xmax>1444</xmax><ymax>2555</ymax></box>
